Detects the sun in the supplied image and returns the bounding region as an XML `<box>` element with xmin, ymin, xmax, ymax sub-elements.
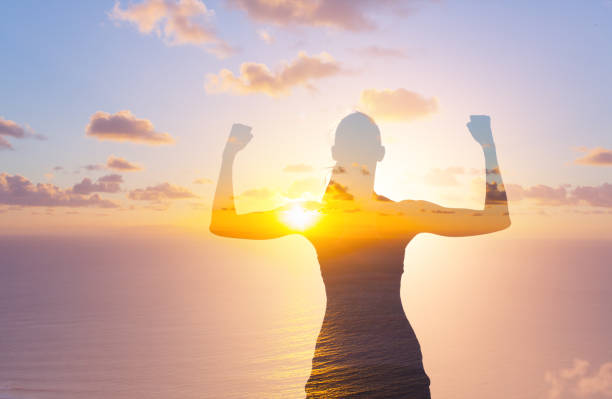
<box><xmin>282</xmin><ymin>204</ymin><xmax>320</xmax><ymax>230</ymax></box>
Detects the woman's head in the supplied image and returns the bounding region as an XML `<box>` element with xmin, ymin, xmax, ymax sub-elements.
<box><xmin>332</xmin><ymin>112</ymin><xmax>385</xmax><ymax>164</ymax></box>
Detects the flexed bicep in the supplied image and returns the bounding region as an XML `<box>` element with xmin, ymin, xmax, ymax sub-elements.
<box><xmin>209</xmin><ymin>123</ymin><xmax>305</xmax><ymax>240</ymax></box>
<box><xmin>401</xmin><ymin>115</ymin><xmax>510</xmax><ymax>237</ymax></box>
<box><xmin>210</xmin><ymin>208</ymin><xmax>297</xmax><ymax>239</ymax></box>
<box><xmin>400</xmin><ymin>200</ymin><xmax>509</xmax><ymax>237</ymax></box>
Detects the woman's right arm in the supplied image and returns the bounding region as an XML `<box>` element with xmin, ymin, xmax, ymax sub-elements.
<box><xmin>210</xmin><ymin>124</ymin><xmax>248</xmax><ymax>223</ymax></box>
<box><xmin>210</xmin><ymin>124</ymin><xmax>295</xmax><ymax>240</ymax></box>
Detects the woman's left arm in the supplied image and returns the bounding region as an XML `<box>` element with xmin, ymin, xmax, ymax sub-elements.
<box><xmin>397</xmin><ymin>116</ymin><xmax>510</xmax><ymax>237</ymax></box>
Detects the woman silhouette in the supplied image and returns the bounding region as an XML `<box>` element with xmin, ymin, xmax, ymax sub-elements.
<box><xmin>210</xmin><ymin>113</ymin><xmax>510</xmax><ymax>398</ymax></box>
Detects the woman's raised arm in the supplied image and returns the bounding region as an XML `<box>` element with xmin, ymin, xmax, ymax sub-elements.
<box><xmin>209</xmin><ymin>124</ymin><xmax>295</xmax><ymax>240</ymax></box>
<box><xmin>398</xmin><ymin>116</ymin><xmax>510</xmax><ymax>237</ymax></box>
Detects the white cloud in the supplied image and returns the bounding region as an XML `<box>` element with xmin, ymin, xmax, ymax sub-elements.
<box><xmin>129</xmin><ymin>182</ymin><xmax>197</xmax><ymax>202</ymax></box>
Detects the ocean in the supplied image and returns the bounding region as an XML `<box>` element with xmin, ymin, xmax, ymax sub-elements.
<box><xmin>1</xmin><ymin>233</ymin><xmax>610</xmax><ymax>399</ymax></box>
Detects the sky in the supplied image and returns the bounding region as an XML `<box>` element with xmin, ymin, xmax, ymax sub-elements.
<box><xmin>1</xmin><ymin>0</ymin><xmax>611</xmax><ymax>237</ymax></box>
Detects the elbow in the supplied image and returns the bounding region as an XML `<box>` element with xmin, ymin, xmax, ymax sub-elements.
<box><xmin>482</xmin><ymin>214</ymin><xmax>511</xmax><ymax>235</ymax></box>
<box><xmin>210</xmin><ymin>221</ymin><xmax>240</xmax><ymax>238</ymax></box>
<box><xmin>209</xmin><ymin>224</ymin><xmax>218</xmax><ymax>236</ymax></box>
<box><xmin>209</xmin><ymin>222</ymin><xmax>224</xmax><ymax>237</ymax></box>
<box><xmin>209</xmin><ymin>223</ymin><xmax>244</xmax><ymax>239</ymax></box>
<box><xmin>496</xmin><ymin>215</ymin><xmax>511</xmax><ymax>232</ymax></box>
<box><xmin>210</xmin><ymin>209</ymin><xmax>242</xmax><ymax>238</ymax></box>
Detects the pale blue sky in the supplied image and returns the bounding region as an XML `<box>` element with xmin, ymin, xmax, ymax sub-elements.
<box><xmin>1</xmin><ymin>0</ymin><xmax>611</xmax><ymax>231</ymax></box>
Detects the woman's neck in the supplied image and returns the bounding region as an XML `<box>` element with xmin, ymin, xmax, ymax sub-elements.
<box><xmin>326</xmin><ymin>162</ymin><xmax>376</xmax><ymax>201</ymax></box>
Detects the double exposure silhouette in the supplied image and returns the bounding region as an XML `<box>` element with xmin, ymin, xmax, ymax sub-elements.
<box><xmin>210</xmin><ymin>113</ymin><xmax>510</xmax><ymax>398</ymax></box>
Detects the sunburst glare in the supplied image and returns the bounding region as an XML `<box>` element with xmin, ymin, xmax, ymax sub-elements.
<box><xmin>282</xmin><ymin>204</ymin><xmax>320</xmax><ymax>230</ymax></box>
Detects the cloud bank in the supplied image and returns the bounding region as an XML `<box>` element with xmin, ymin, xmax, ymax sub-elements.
<box><xmin>72</xmin><ymin>174</ymin><xmax>123</xmax><ymax>195</ymax></box>
<box><xmin>507</xmin><ymin>183</ymin><xmax>612</xmax><ymax>208</ymax></box>
<box><xmin>128</xmin><ymin>182</ymin><xmax>197</xmax><ymax>201</ymax></box>
<box><xmin>0</xmin><ymin>173</ymin><xmax>118</xmax><ymax>208</ymax></box>
<box><xmin>86</xmin><ymin>110</ymin><xmax>174</xmax><ymax>145</ymax></box>
<box><xmin>205</xmin><ymin>51</ymin><xmax>342</xmax><ymax>97</ymax></box>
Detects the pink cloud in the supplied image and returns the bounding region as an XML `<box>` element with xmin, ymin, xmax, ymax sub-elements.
<box><xmin>0</xmin><ymin>116</ymin><xmax>45</xmax><ymax>150</ymax></box>
<box><xmin>506</xmin><ymin>184</ymin><xmax>572</xmax><ymax>205</ymax></box>
<box><xmin>106</xmin><ymin>155</ymin><xmax>143</xmax><ymax>171</ymax></box>
<box><xmin>544</xmin><ymin>359</ymin><xmax>612</xmax><ymax>399</ymax></box>
<box><xmin>359</xmin><ymin>88</ymin><xmax>438</xmax><ymax>121</ymax></box>
<box><xmin>227</xmin><ymin>0</ymin><xmax>412</xmax><ymax>31</ymax></box>
<box><xmin>83</xmin><ymin>164</ymin><xmax>105</xmax><ymax>171</ymax></box>
<box><xmin>86</xmin><ymin>110</ymin><xmax>174</xmax><ymax>145</ymax></box>
<box><xmin>506</xmin><ymin>183</ymin><xmax>612</xmax><ymax>208</ymax></box>
<box><xmin>574</xmin><ymin>147</ymin><xmax>612</xmax><ymax>166</ymax></box>
<box><xmin>572</xmin><ymin>183</ymin><xmax>612</xmax><ymax>207</ymax></box>
<box><xmin>110</xmin><ymin>0</ymin><xmax>234</xmax><ymax>57</ymax></box>
<box><xmin>0</xmin><ymin>173</ymin><xmax>118</xmax><ymax>208</ymax></box>
<box><xmin>72</xmin><ymin>174</ymin><xmax>123</xmax><ymax>195</ymax></box>
<box><xmin>128</xmin><ymin>182</ymin><xmax>197</xmax><ymax>201</ymax></box>
<box><xmin>0</xmin><ymin>116</ymin><xmax>27</xmax><ymax>138</ymax></box>
<box><xmin>576</xmin><ymin>362</ymin><xmax>612</xmax><ymax>397</ymax></box>
<box><xmin>0</xmin><ymin>136</ymin><xmax>12</xmax><ymax>150</ymax></box>
<box><xmin>205</xmin><ymin>51</ymin><xmax>342</xmax><ymax>97</ymax></box>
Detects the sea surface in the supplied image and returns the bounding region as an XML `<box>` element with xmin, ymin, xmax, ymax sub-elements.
<box><xmin>1</xmin><ymin>233</ymin><xmax>611</xmax><ymax>399</ymax></box>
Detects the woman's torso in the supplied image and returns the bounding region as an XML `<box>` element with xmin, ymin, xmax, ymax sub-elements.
<box><xmin>302</xmin><ymin>200</ymin><xmax>431</xmax><ymax>397</ymax></box>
